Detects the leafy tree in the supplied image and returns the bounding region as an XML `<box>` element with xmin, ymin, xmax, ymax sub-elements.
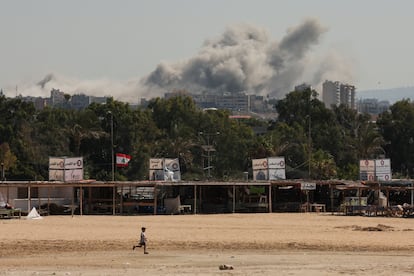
<box><xmin>0</xmin><ymin>89</ymin><xmax>403</xmax><ymax>182</ymax></box>
<box><xmin>310</xmin><ymin>149</ymin><xmax>337</xmax><ymax>180</ymax></box>
<box><xmin>0</xmin><ymin>143</ymin><xmax>17</xmax><ymax>179</ymax></box>
<box><xmin>377</xmin><ymin>100</ymin><xmax>414</xmax><ymax>177</ymax></box>
<box><xmin>274</xmin><ymin>88</ymin><xmax>342</xmax><ymax>178</ymax></box>
<box><xmin>354</xmin><ymin>121</ymin><xmax>384</xmax><ymax>159</ymax></box>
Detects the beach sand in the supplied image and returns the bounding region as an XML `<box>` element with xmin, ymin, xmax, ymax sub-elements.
<box><xmin>0</xmin><ymin>213</ymin><xmax>413</xmax><ymax>275</ymax></box>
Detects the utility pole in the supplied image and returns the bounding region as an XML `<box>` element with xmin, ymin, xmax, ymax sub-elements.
<box><xmin>308</xmin><ymin>115</ymin><xmax>311</xmax><ymax>179</ymax></box>
<box><xmin>199</xmin><ymin>132</ymin><xmax>220</xmax><ymax>179</ymax></box>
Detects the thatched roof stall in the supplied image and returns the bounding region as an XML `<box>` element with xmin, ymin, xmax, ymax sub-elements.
<box><xmin>2</xmin><ymin>179</ymin><xmax>412</xmax><ymax>216</ymax></box>
<box><xmin>155</xmin><ymin>181</ymin><xmax>272</xmax><ymax>214</ymax></box>
<box><xmin>0</xmin><ymin>180</ymin><xmax>273</xmax><ymax>216</ymax></box>
<box><xmin>331</xmin><ymin>180</ymin><xmax>414</xmax><ymax>216</ymax></box>
<box><xmin>376</xmin><ymin>180</ymin><xmax>414</xmax><ymax>206</ymax></box>
<box><xmin>269</xmin><ymin>180</ymin><xmax>363</xmax><ymax>213</ymax></box>
<box><xmin>269</xmin><ymin>180</ymin><xmax>301</xmax><ymax>212</ymax></box>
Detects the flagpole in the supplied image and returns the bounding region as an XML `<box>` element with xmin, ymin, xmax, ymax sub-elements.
<box><xmin>108</xmin><ymin>111</ymin><xmax>114</xmax><ymax>182</ymax></box>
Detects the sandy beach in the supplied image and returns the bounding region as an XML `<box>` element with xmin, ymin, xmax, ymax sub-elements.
<box><xmin>1</xmin><ymin>213</ymin><xmax>413</xmax><ymax>275</ymax></box>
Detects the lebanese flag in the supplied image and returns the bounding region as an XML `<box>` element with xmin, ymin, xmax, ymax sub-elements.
<box><xmin>116</xmin><ymin>153</ymin><xmax>131</xmax><ymax>167</ymax></box>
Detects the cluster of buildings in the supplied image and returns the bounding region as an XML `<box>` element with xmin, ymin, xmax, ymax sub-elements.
<box><xmin>0</xmin><ymin>88</ymin><xmax>108</xmax><ymax>110</ymax></box>
<box><xmin>1</xmin><ymin>80</ymin><xmax>391</xmax><ymax>116</ymax></box>
<box><xmin>163</xmin><ymin>90</ymin><xmax>272</xmax><ymax>114</ymax></box>
<box><xmin>306</xmin><ymin>81</ymin><xmax>390</xmax><ymax>115</ymax></box>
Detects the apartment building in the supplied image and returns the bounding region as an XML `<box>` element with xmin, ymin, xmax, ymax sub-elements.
<box><xmin>322</xmin><ymin>80</ymin><xmax>356</xmax><ymax>109</ymax></box>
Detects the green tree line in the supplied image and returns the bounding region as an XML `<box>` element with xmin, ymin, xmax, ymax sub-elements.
<box><xmin>0</xmin><ymin>89</ymin><xmax>413</xmax><ymax>181</ymax></box>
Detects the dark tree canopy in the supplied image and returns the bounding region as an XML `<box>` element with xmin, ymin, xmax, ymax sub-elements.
<box><xmin>0</xmin><ymin>92</ymin><xmax>411</xmax><ymax>181</ymax></box>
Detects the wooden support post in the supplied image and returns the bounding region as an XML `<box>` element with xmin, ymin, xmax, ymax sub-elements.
<box><xmin>37</xmin><ymin>191</ymin><xmax>40</xmax><ymax>212</ymax></box>
<box><xmin>47</xmin><ymin>187</ymin><xmax>50</xmax><ymax>214</ymax></box>
<box><xmin>27</xmin><ymin>184</ymin><xmax>31</xmax><ymax>213</ymax></box>
<box><xmin>80</xmin><ymin>186</ymin><xmax>83</xmax><ymax>216</ymax></box>
<box><xmin>71</xmin><ymin>187</ymin><xmax>75</xmax><ymax>217</ymax></box>
<box><xmin>88</xmin><ymin>187</ymin><xmax>92</xmax><ymax>214</ymax></box>
<box><xmin>154</xmin><ymin>184</ymin><xmax>158</xmax><ymax>215</ymax></box>
<box><xmin>268</xmin><ymin>184</ymin><xmax>272</xmax><ymax>213</ymax></box>
<box><xmin>120</xmin><ymin>186</ymin><xmax>123</xmax><ymax>215</ymax></box>
<box><xmin>330</xmin><ymin>184</ymin><xmax>334</xmax><ymax>214</ymax></box>
<box><xmin>232</xmin><ymin>185</ymin><xmax>235</xmax><ymax>213</ymax></box>
<box><xmin>193</xmin><ymin>184</ymin><xmax>197</xmax><ymax>214</ymax></box>
<box><xmin>199</xmin><ymin>185</ymin><xmax>202</xmax><ymax>214</ymax></box>
<box><xmin>386</xmin><ymin>188</ymin><xmax>390</xmax><ymax>208</ymax></box>
<box><xmin>112</xmin><ymin>185</ymin><xmax>116</xmax><ymax>215</ymax></box>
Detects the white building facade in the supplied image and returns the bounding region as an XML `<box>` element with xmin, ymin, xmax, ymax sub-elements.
<box><xmin>322</xmin><ymin>80</ymin><xmax>356</xmax><ymax>110</ymax></box>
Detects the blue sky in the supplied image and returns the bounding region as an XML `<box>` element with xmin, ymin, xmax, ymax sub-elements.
<box><xmin>1</xmin><ymin>1</ymin><xmax>413</xmax><ymax>101</ymax></box>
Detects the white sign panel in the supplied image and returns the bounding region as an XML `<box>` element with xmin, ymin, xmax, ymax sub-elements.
<box><xmin>49</xmin><ymin>157</ymin><xmax>65</xmax><ymax>170</ymax></box>
<box><xmin>149</xmin><ymin>169</ymin><xmax>165</xmax><ymax>181</ymax></box>
<box><xmin>253</xmin><ymin>169</ymin><xmax>268</xmax><ymax>180</ymax></box>
<box><xmin>376</xmin><ymin>173</ymin><xmax>391</xmax><ymax>181</ymax></box>
<box><xmin>165</xmin><ymin>158</ymin><xmax>180</xmax><ymax>171</ymax></box>
<box><xmin>359</xmin><ymin>159</ymin><xmax>375</xmax><ymax>171</ymax></box>
<box><xmin>149</xmin><ymin>158</ymin><xmax>164</xmax><ymax>170</ymax></box>
<box><xmin>301</xmin><ymin>182</ymin><xmax>316</xmax><ymax>190</ymax></box>
<box><xmin>49</xmin><ymin>169</ymin><xmax>64</xmax><ymax>181</ymax></box>
<box><xmin>64</xmin><ymin>157</ymin><xmax>83</xmax><ymax>170</ymax></box>
<box><xmin>172</xmin><ymin>171</ymin><xmax>181</xmax><ymax>181</ymax></box>
<box><xmin>375</xmin><ymin>159</ymin><xmax>391</xmax><ymax>173</ymax></box>
<box><xmin>164</xmin><ymin>158</ymin><xmax>181</xmax><ymax>181</ymax></box>
<box><xmin>64</xmin><ymin>169</ymin><xmax>84</xmax><ymax>181</ymax></box>
<box><xmin>268</xmin><ymin>168</ymin><xmax>286</xmax><ymax>180</ymax></box>
<box><xmin>375</xmin><ymin>159</ymin><xmax>392</xmax><ymax>181</ymax></box>
<box><xmin>360</xmin><ymin>172</ymin><xmax>376</xmax><ymax>181</ymax></box>
<box><xmin>252</xmin><ymin>158</ymin><xmax>268</xmax><ymax>170</ymax></box>
<box><xmin>267</xmin><ymin>157</ymin><xmax>285</xmax><ymax>169</ymax></box>
<box><xmin>359</xmin><ymin>159</ymin><xmax>375</xmax><ymax>181</ymax></box>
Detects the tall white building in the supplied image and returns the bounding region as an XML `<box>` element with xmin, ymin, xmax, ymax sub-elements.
<box><xmin>322</xmin><ymin>80</ymin><xmax>356</xmax><ymax>109</ymax></box>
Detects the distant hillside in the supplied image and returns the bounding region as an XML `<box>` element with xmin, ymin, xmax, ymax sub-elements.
<box><xmin>358</xmin><ymin>87</ymin><xmax>414</xmax><ymax>103</ymax></box>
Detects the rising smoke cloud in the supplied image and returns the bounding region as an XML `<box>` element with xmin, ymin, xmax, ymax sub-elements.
<box><xmin>8</xmin><ymin>73</ymin><xmax>142</xmax><ymax>103</ymax></box>
<box><xmin>143</xmin><ymin>18</ymin><xmax>352</xmax><ymax>98</ymax></box>
<box><xmin>5</xmin><ymin>19</ymin><xmax>354</xmax><ymax>102</ymax></box>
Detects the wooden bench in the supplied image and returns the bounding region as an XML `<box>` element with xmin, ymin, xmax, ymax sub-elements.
<box><xmin>179</xmin><ymin>205</ymin><xmax>192</xmax><ymax>213</ymax></box>
<box><xmin>0</xmin><ymin>208</ymin><xmax>21</xmax><ymax>219</ymax></box>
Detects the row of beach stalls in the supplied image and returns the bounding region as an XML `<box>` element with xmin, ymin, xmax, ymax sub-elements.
<box><xmin>0</xmin><ymin>179</ymin><xmax>413</xmax><ymax>217</ymax></box>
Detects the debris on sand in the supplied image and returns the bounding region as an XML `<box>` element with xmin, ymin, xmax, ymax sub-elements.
<box><xmin>219</xmin><ymin>264</ymin><xmax>234</xmax><ymax>270</ymax></box>
<box><xmin>336</xmin><ymin>224</ymin><xmax>395</xmax><ymax>231</ymax></box>
<box><xmin>355</xmin><ymin>224</ymin><xmax>394</xmax><ymax>231</ymax></box>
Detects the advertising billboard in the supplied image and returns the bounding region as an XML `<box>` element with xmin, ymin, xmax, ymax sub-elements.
<box><xmin>359</xmin><ymin>159</ymin><xmax>392</xmax><ymax>181</ymax></box>
<box><xmin>149</xmin><ymin>158</ymin><xmax>181</xmax><ymax>181</ymax></box>
<box><xmin>359</xmin><ymin>159</ymin><xmax>375</xmax><ymax>181</ymax></box>
<box><xmin>375</xmin><ymin>159</ymin><xmax>391</xmax><ymax>181</ymax></box>
<box><xmin>49</xmin><ymin>157</ymin><xmax>83</xmax><ymax>182</ymax></box>
<box><xmin>252</xmin><ymin>157</ymin><xmax>286</xmax><ymax>180</ymax></box>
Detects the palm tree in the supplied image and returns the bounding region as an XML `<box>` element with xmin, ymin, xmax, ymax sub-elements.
<box><xmin>67</xmin><ymin>123</ymin><xmax>108</xmax><ymax>156</ymax></box>
<box><xmin>355</xmin><ymin>122</ymin><xmax>385</xmax><ymax>159</ymax></box>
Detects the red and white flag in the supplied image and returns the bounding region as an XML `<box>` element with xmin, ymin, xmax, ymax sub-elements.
<box><xmin>116</xmin><ymin>153</ymin><xmax>131</xmax><ymax>167</ymax></box>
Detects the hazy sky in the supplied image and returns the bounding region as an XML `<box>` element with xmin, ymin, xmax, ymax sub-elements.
<box><xmin>1</xmin><ymin>1</ymin><xmax>413</xmax><ymax>102</ymax></box>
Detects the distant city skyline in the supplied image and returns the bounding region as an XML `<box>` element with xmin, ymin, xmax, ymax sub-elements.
<box><xmin>1</xmin><ymin>1</ymin><xmax>414</xmax><ymax>103</ymax></box>
<box><xmin>357</xmin><ymin>87</ymin><xmax>414</xmax><ymax>104</ymax></box>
